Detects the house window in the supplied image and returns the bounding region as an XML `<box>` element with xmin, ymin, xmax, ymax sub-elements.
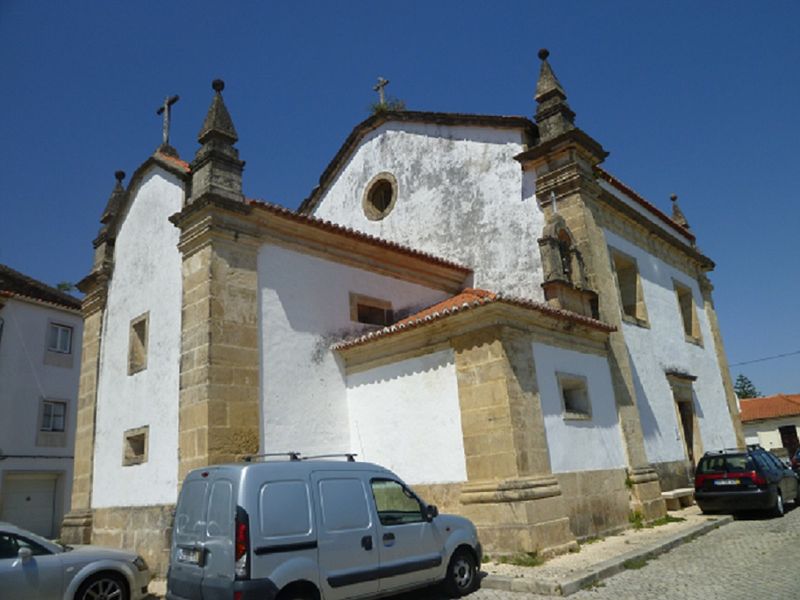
<box><xmin>557</xmin><ymin>373</ymin><xmax>591</xmax><ymax>419</ymax></box>
<box><xmin>40</xmin><ymin>400</ymin><xmax>66</xmax><ymax>432</ymax></box>
<box><xmin>123</xmin><ymin>426</ymin><xmax>149</xmax><ymax>466</ymax></box>
<box><xmin>674</xmin><ymin>282</ymin><xmax>701</xmax><ymax>343</ymax></box>
<box><xmin>362</xmin><ymin>173</ymin><xmax>397</xmax><ymax>221</ymax></box>
<box><xmin>610</xmin><ymin>250</ymin><xmax>647</xmax><ymax>325</ymax></box>
<box><xmin>47</xmin><ymin>323</ymin><xmax>72</xmax><ymax>354</ymax></box>
<box><xmin>128</xmin><ymin>313</ymin><xmax>149</xmax><ymax>375</ymax></box>
<box><xmin>349</xmin><ymin>293</ymin><xmax>393</xmax><ymax>327</ymax></box>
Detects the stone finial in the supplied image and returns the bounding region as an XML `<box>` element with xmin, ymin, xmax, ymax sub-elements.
<box><xmin>100</xmin><ymin>170</ymin><xmax>127</xmax><ymax>225</ymax></box>
<box><xmin>190</xmin><ymin>79</ymin><xmax>244</xmax><ymax>203</ymax></box>
<box><xmin>534</xmin><ymin>49</ymin><xmax>576</xmax><ymax>142</ymax></box>
<box><xmin>197</xmin><ymin>78</ymin><xmax>238</xmax><ymax>145</ymax></box>
<box><xmin>670</xmin><ymin>193</ymin><xmax>691</xmax><ymax>229</ymax></box>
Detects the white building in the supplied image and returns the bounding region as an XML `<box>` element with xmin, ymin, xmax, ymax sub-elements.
<box><xmin>0</xmin><ymin>264</ymin><xmax>83</xmax><ymax>538</ymax></box>
<box><xmin>63</xmin><ymin>55</ymin><xmax>743</xmax><ymax>576</ymax></box>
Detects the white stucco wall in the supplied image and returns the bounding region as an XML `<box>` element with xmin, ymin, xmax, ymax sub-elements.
<box><xmin>312</xmin><ymin>122</ymin><xmax>544</xmax><ymax>300</ymax></box>
<box><xmin>346</xmin><ymin>349</ymin><xmax>466</xmax><ymax>485</ymax></box>
<box><xmin>532</xmin><ymin>343</ymin><xmax>626</xmax><ymax>473</ymax></box>
<box><xmin>0</xmin><ymin>297</ymin><xmax>83</xmax><ymax>527</ymax></box>
<box><xmin>603</xmin><ymin>230</ymin><xmax>737</xmax><ymax>465</ymax></box>
<box><xmin>258</xmin><ymin>244</ymin><xmax>451</xmax><ymax>457</ymax></box>
<box><xmin>92</xmin><ymin>169</ymin><xmax>184</xmax><ymax>508</ymax></box>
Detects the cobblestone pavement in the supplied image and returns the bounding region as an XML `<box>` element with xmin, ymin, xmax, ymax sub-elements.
<box><xmin>393</xmin><ymin>506</ymin><xmax>800</xmax><ymax>600</ymax></box>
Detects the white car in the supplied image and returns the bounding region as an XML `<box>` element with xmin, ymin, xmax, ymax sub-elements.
<box><xmin>0</xmin><ymin>522</ymin><xmax>151</xmax><ymax>600</ymax></box>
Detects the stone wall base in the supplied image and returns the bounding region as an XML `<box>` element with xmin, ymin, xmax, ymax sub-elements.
<box><xmin>61</xmin><ymin>509</ymin><xmax>93</xmax><ymax>545</ymax></box>
<box><xmin>92</xmin><ymin>505</ymin><xmax>175</xmax><ymax>577</ymax></box>
<box><xmin>628</xmin><ymin>467</ymin><xmax>667</xmax><ymax>520</ymax></box>
<box><xmin>554</xmin><ymin>469</ymin><xmax>630</xmax><ymax>539</ymax></box>
<box><xmin>412</xmin><ymin>482</ymin><xmax>463</xmax><ymax>515</ymax></box>
<box><xmin>652</xmin><ymin>459</ymin><xmax>693</xmax><ymax>492</ymax></box>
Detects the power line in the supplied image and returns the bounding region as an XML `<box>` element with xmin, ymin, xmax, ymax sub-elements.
<box><xmin>730</xmin><ymin>349</ymin><xmax>800</xmax><ymax>367</ymax></box>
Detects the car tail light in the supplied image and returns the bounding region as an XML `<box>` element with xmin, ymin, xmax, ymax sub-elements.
<box><xmin>235</xmin><ymin>506</ymin><xmax>250</xmax><ymax>580</ymax></box>
<box><xmin>749</xmin><ymin>470</ymin><xmax>767</xmax><ymax>487</ymax></box>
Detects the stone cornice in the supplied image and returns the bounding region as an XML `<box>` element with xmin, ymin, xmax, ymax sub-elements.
<box><xmin>336</xmin><ymin>301</ymin><xmax>611</xmax><ymax>374</ymax></box>
<box><xmin>170</xmin><ymin>196</ymin><xmax>470</xmax><ymax>293</ymax></box>
<box><xmin>514</xmin><ymin>128</ymin><xmax>608</xmax><ymax>165</ymax></box>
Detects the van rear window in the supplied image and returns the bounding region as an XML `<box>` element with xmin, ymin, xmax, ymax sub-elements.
<box><xmin>259</xmin><ymin>480</ymin><xmax>312</xmax><ymax>538</ymax></box>
<box><xmin>697</xmin><ymin>455</ymin><xmax>754</xmax><ymax>473</ymax></box>
<box><xmin>176</xmin><ymin>480</ymin><xmax>208</xmax><ymax>537</ymax></box>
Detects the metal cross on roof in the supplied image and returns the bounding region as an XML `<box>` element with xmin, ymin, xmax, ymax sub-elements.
<box><xmin>373</xmin><ymin>77</ymin><xmax>389</xmax><ymax>105</ymax></box>
<box><xmin>156</xmin><ymin>95</ymin><xmax>180</xmax><ymax>147</ymax></box>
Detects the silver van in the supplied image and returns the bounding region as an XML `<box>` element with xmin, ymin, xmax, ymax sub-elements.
<box><xmin>166</xmin><ymin>456</ymin><xmax>481</xmax><ymax>600</ymax></box>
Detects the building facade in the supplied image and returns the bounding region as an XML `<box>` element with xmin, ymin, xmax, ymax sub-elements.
<box><xmin>63</xmin><ymin>54</ymin><xmax>743</xmax><ymax>575</ymax></box>
<box><xmin>741</xmin><ymin>394</ymin><xmax>800</xmax><ymax>458</ymax></box>
<box><xmin>0</xmin><ymin>265</ymin><xmax>83</xmax><ymax>538</ymax></box>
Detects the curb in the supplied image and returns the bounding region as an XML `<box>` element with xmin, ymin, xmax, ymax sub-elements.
<box><xmin>480</xmin><ymin>515</ymin><xmax>733</xmax><ymax>596</ymax></box>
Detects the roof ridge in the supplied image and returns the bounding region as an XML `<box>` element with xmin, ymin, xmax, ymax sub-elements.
<box><xmin>0</xmin><ymin>263</ymin><xmax>81</xmax><ymax>310</ymax></box>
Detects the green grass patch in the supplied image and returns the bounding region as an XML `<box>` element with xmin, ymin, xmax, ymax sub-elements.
<box><xmin>649</xmin><ymin>514</ymin><xmax>686</xmax><ymax>527</ymax></box>
<box><xmin>622</xmin><ymin>557</ymin><xmax>649</xmax><ymax>570</ymax></box>
<box><xmin>497</xmin><ymin>551</ymin><xmax>546</xmax><ymax>567</ymax></box>
<box><xmin>629</xmin><ymin>511</ymin><xmax>686</xmax><ymax>530</ymax></box>
<box><xmin>582</xmin><ymin>535</ymin><xmax>604</xmax><ymax>545</ymax></box>
<box><xmin>628</xmin><ymin>510</ymin><xmax>645</xmax><ymax>529</ymax></box>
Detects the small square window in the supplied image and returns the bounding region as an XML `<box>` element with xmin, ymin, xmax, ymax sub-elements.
<box><xmin>128</xmin><ymin>313</ymin><xmax>149</xmax><ymax>375</ymax></box>
<box><xmin>674</xmin><ymin>282</ymin><xmax>702</xmax><ymax>343</ymax></box>
<box><xmin>47</xmin><ymin>323</ymin><xmax>72</xmax><ymax>354</ymax></box>
<box><xmin>610</xmin><ymin>250</ymin><xmax>648</xmax><ymax>325</ymax></box>
<box><xmin>123</xmin><ymin>426</ymin><xmax>149</xmax><ymax>466</ymax></box>
<box><xmin>41</xmin><ymin>400</ymin><xmax>66</xmax><ymax>432</ymax></box>
<box><xmin>558</xmin><ymin>373</ymin><xmax>591</xmax><ymax>420</ymax></box>
<box><xmin>349</xmin><ymin>293</ymin><xmax>393</xmax><ymax>327</ymax></box>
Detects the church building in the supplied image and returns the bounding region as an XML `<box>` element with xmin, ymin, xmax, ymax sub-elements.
<box><xmin>62</xmin><ymin>51</ymin><xmax>743</xmax><ymax>575</ymax></box>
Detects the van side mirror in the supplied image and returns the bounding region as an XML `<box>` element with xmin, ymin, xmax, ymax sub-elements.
<box><xmin>424</xmin><ymin>505</ymin><xmax>439</xmax><ymax>522</ymax></box>
<box><xmin>18</xmin><ymin>547</ymin><xmax>32</xmax><ymax>562</ymax></box>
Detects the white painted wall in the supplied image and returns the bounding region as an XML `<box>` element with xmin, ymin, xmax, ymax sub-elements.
<box><xmin>0</xmin><ymin>297</ymin><xmax>83</xmax><ymax>532</ymax></box>
<box><xmin>312</xmin><ymin>122</ymin><xmax>544</xmax><ymax>300</ymax></box>
<box><xmin>92</xmin><ymin>169</ymin><xmax>184</xmax><ymax>508</ymax></box>
<box><xmin>742</xmin><ymin>418</ymin><xmax>800</xmax><ymax>451</ymax></box>
<box><xmin>346</xmin><ymin>349</ymin><xmax>466</xmax><ymax>485</ymax></box>
<box><xmin>603</xmin><ymin>230</ymin><xmax>737</xmax><ymax>465</ymax></box>
<box><xmin>532</xmin><ymin>343</ymin><xmax>626</xmax><ymax>473</ymax></box>
<box><xmin>258</xmin><ymin>244</ymin><xmax>451</xmax><ymax>458</ymax></box>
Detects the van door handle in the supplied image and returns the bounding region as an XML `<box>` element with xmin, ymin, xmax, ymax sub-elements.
<box><xmin>361</xmin><ymin>535</ymin><xmax>373</xmax><ymax>551</ymax></box>
<box><xmin>382</xmin><ymin>533</ymin><xmax>395</xmax><ymax>543</ymax></box>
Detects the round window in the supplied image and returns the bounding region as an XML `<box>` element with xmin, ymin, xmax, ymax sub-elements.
<box><xmin>363</xmin><ymin>173</ymin><xmax>397</xmax><ymax>221</ymax></box>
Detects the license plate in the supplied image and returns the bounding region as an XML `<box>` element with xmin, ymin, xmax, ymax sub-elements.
<box><xmin>176</xmin><ymin>547</ymin><xmax>203</xmax><ymax>565</ymax></box>
<box><xmin>714</xmin><ymin>479</ymin><xmax>740</xmax><ymax>486</ymax></box>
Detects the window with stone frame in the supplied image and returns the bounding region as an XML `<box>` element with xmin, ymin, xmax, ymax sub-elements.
<box><xmin>610</xmin><ymin>249</ymin><xmax>648</xmax><ymax>325</ymax></box>
<box><xmin>123</xmin><ymin>426</ymin><xmax>149</xmax><ymax>466</ymax></box>
<box><xmin>362</xmin><ymin>173</ymin><xmax>397</xmax><ymax>221</ymax></box>
<box><xmin>557</xmin><ymin>373</ymin><xmax>591</xmax><ymax>420</ymax></box>
<box><xmin>47</xmin><ymin>323</ymin><xmax>73</xmax><ymax>354</ymax></box>
<box><xmin>349</xmin><ymin>293</ymin><xmax>393</xmax><ymax>327</ymax></box>
<box><xmin>128</xmin><ymin>312</ymin><xmax>149</xmax><ymax>375</ymax></box>
<box><xmin>674</xmin><ymin>281</ymin><xmax>702</xmax><ymax>343</ymax></box>
<box><xmin>40</xmin><ymin>400</ymin><xmax>66</xmax><ymax>432</ymax></box>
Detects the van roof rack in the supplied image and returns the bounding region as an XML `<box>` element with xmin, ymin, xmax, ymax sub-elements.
<box><xmin>243</xmin><ymin>452</ymin><xmax>301</xmax><ymax>462</ymax></box>
<box><xmin>303</xmin><ymin>453</ymin><xmax>358</xmax><ymax>462</ymax></box>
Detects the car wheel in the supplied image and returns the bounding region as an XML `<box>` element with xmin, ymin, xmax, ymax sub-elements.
<box><xmin>443</xmin><ymin>548</ymin><xmax>478</xmax><ymax>597</ymax></box>
<box><xmin>76</xmin><ymin>572</ymin><xmax>128</xmax><ymax>600</ymax></box>
<box><xmin>772</xmin><ymin>490</ymin><xmax>784</xmax><ymax>518</ymax></box>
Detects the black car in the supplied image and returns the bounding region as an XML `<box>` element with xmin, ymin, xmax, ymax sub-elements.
<box><xmin>694</xmin><ymin>445</ymin><xmax>799</xmax><ymax>516</ymax></box>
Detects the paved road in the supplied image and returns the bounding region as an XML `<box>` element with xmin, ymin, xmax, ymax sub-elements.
<box><xmin>395</xmin><ymin>505</ymin><xmax>800</xmax><ymax>600</ymax></box>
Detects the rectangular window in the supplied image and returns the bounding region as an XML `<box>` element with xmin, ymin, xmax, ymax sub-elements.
<box><xmin>128</xmin><ymin>313</ymin><xmax>149</xmax><ymax>374</ymax></box>
<box><xmin>122</xmin><ymin>425</ymin><xmax>149</xmax><ymax>466</ymax></box>
<box><xmin>610</xmin><ymin>250</ymin><xmax>648</xmax><ymax>324</ymax></box>
<box><xmin>674</xmin><ymin>282</ymin><xmax>701</xmax><ymax>342</ymax></box>
<box><xmin>349</xmin><ymin>293</ymin><xmax>393</xmax><ymax>327</ymax></box>
<box><xmin>370</xmin><ymin>479</ymin><xmax>424</xmax><ymax>526</ymax></box>
<box><xmin>40</xmin><ymin>400</ymin><xmax>66</xmax><ymax>432</ymax></box>
<box><xmin>557</xmin><ymin>373</ymin><xmax>591</xmax><ymax>420</ymax></box>
<box><xmin>47</xmin><ymin>323</ymin><xmax>72</xmax><ymax>354</ymax></box>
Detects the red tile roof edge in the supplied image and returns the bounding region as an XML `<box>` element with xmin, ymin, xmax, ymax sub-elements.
<box><xmin>594</xmin><ymin>167</ymin><xmax>695</xmax><ymax>242</ymax></box>
<box><xmin>739</xmin><ymin>394</ymin><xmax>800</xmax><ymax>422</ymax></box>
<box><xmin>0</xmin><ymin>264</ymin><xmax>82</xmax><ymax>311</ymax></box>
<box><xmin>332</xmin><ymin>287</ymin><xmax>614</xmax><ymax>351</ymax></box>
<box><xmin>247</xmin><ymin>198</ymin><xmax>472</xmax><ymax>273</ymax></box>
<box><xmin>156</xmin><ymin>152</ymin><xmax>191</xmax><ymax>172</ymax></box>
<box><xmin>0</xmin><ymin>289</ymin><xmax>81</xmax><ymax>312</ymax></box>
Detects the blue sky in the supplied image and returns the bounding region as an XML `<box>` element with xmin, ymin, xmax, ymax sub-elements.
<box><xmin>1</xmin><ymin>1</ymin><xmax>798</xmax><ymax>395</ymax></box>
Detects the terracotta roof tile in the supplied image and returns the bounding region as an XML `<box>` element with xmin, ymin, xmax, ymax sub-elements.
<box><xmin>0</xmin><ymin>264</ymin><xmax>81</xmax><ymax>311</ymax></box>
<box><xmin>739</xmin><ymin>394</ymin><xmax>800</xmax><ymax>422</ymax></box>
<box><xmin>156</xmin><ymin>152</ymin><xmax>190</xmax><ymax>172</ymax></box>
<box><xmin>247</xmin><ymin>198</ymin><xmax>472</xmax><ymax>273</ymax></box>
<box><xmin>333</xmin><ymin>287</ymin><xmax>614</xmax><ymax>350</ymax></box>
